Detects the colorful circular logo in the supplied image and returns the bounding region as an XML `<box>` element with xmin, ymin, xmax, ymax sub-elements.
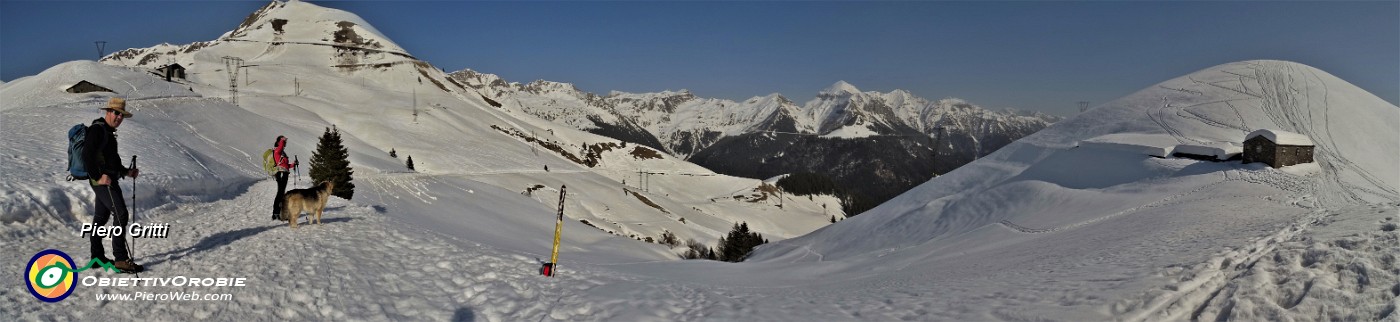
<box><xmin>26</xmin><ymin>249</ymin><xmax>77</xmax><ymax>302</ymax></box>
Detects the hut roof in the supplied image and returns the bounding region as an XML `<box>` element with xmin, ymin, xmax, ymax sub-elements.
<box><xmin>1246</xmin><ymin>129</ymin><xmax>1314</xmax><ymax>146</ymax></box>
<box><xmin>63</xmin><ymin>80</ymin><xmax>112</xmax><ymax>92</ymax></box>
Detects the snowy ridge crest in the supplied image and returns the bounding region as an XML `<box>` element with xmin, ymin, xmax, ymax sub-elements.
<box><xmin>451</xmin><ymin>70</ymin><xmax>1060</xmax><ymax>157</ymax></box>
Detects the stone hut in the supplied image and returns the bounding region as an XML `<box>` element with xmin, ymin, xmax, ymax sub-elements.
<box><xmin>155</xmin><ymin>63</ymin><xmax>186</xmax><ymax>82</ymax></box>
<box><xmin>1243</xmin><ymin>129</ymin><xmax>1314</xmax><ymax>168</ymax></box>
<box><xmin>64</xmin><ymin>80</ymin><xmax>113</xmax><ymax>94</ymax></box>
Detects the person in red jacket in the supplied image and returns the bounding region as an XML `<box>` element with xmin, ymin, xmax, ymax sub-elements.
<box><xmin>271</xmin><ymin>135</ymin><xmax>298</xmax><ymax>220</ymax></box>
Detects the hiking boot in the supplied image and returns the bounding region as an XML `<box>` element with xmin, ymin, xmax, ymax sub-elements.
<box><xmin>113</xmin><ymin>260</ymin><xmax>144</xmax><ymax>273</ymax></box>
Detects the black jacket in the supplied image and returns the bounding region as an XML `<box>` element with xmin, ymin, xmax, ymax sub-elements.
<box><xmin>83</xmin><ymin>118</ymin><xmax>128</xmax><ymax>183</ymax></box>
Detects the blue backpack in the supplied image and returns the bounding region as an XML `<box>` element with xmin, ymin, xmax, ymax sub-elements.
<box><xmin>67</xmin><ymin>124</ymin><xmax>90</xmax><ymax>180</ymax></box>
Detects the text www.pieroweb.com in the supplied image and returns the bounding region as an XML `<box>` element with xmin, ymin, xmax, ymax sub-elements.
<box><xmin>96</xmin><ymin>291</ymin><xmax>233</xmax><ymax>301</ymax></box>
<box><xmin>85</xmin><ymin>276</ymin><xmax>246</xmax><ymax>301</ymax></box>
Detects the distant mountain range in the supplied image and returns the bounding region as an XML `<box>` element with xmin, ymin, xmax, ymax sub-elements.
<box><xmin>451</xmin><ymin>70</ymin><xmax>1061</xmax><ymax>212</ymax></box>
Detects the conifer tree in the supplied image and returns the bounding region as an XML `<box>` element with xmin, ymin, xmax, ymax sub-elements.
<box><xmin>716</xmin><ymin>222</ymin><xmax>766</xmax><ymax>262</ymax></box>
<box><xmin>310</xmin><ymin>125</ymin><xmax>355</xmax><ymax>200</ymax></box>
<box><xmin>406</xmin><ymin>155</ymin><xmax>415</xmax><ymax>171</ymax></box>
<box><xmin>390</xmin><ymin>148</ymin><xmax>397</xmax><ymax>158</ymax></box>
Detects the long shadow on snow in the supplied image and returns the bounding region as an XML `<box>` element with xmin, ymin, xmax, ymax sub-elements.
<box><xmin>142</xmin><ymin>217</ymin><xmax>357</xmax><ymax>267</ymax></box>
<box><xmin>322</xmin><ymin>205</ymin><xmax>386</xmax><ymax>213</ymax></box>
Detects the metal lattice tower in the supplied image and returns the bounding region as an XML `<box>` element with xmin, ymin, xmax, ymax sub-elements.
<box><xmin>94</xmin><ymin>41</ymin><xmax>107</xmax><ymax>60</ymax></box>
<box><xmin>222</xmin><ymin>57</ymin><xmax>244</xmax><ymax>105</ymax></box>
<box><xmin>1079</xmin><ymin>101</ymin><xmax>1091</xmax><ymax>113</ymax></box>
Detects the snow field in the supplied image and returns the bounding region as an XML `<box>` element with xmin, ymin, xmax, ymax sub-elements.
<box><xmin>6</xmin><ymin>1</ymin><xmax>1399</xmax><ymax>318</ymax></box>
<box><xmin>3</xmin><ymin>180</ymin><xmax>683</xmax><ymax>321</ymax></box>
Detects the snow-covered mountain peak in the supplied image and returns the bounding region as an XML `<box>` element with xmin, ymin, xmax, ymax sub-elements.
<box><xmin>820</xmin><ymin>80</ymin><xmax>861</xmax><ymax>96</ymax></box>
<box><xmin>222</xmin><ymin>0</ymin><xmax>408</xmax><ymax>55</ymax></box>
<box><xmin>747</xmin><ymin>92</ymin><xmax>794</xmax><ymax>106</ymax></box>
<box><xmin>522</xmin><ymin>79</ymin><xmax>585</xmax><ymax>95</ymax></box>
<box><xmin>450</xmin><ymin>68</ymin><xmax>507</xmax><ymax>90</ymax></box>
<box><xmin>607</xmin><ymin>90</ymin><xmax>699</xmax><ymax>114</ymax></box>
<box><xmin>102</xmin><ymin>0</ymin><xmax>426</xmax><ymax>82</ymax></box>
<box><xmin>608</xmin><ymin>89</ymin><xmax>695</xmax><ymax>100</ymax></box>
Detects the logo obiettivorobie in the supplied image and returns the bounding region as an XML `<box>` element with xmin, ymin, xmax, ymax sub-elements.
<box><xmin>26</xmin><ymin>249</ymin><xmax>77</xmax><ymax>302</ymax></box>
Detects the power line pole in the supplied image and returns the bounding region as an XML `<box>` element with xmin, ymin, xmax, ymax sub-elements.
<box><xmin>636</xmin><ymin>168</ymin><xmax>654</xmax><ymax>192</ymax></box>
<box><xmin>94</xmin><ymin>41</ymin><xmax>107</xmax><ymax>60</ymax></box>
<box><xmin>222</xmin><ymin>56</ymin><xmax>244</xmax><ymax>106</ymax></box>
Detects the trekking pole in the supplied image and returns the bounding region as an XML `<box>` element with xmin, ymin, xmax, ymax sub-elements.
<box><xmin>544</xmin><ymin>185</ymin><xmax>566</xmax><ymax>277</ymax></box>
<box><xmin>294</xmin><ymin>155</ymin><xmax>299</xmax><ymax>187</ymax></box>
<box><xmin>129</xmin><ymin>155</ymin><xmax>140</xmax><ymax>278</ymax></box>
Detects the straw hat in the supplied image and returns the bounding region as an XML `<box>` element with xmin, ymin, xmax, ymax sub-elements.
<box><xmin>102</xmin><ymin>97</ymin><xmax>133</xmax><ymax>118</ymax></box>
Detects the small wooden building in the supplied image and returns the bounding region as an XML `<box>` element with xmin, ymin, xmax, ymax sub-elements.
<box><xmin>1243</xmin><ymin>129</ymin><xmax>1314</xmax><ymax>168</ymax></box>
<box><xmin>64</xmin><ymin>80</ymin><xmax>113</xmax><ymax>94</ymax></box>
<box><xmin>155</xmin><ymin>63</ymin><xmax>186</xmax><ymax>81</ymax></box>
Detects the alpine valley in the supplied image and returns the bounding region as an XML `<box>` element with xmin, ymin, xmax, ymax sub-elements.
<box><xmin>450</xmin><ymin>70</ymin><xmax>1061</xmax><ymax>212</ymax></box>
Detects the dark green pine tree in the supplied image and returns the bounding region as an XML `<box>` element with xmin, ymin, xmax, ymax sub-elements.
<box><xmin>310</xmin><ymin>125</ymin><xmax>355</xmax><ymax>200</ymax></box>
<box><xmin>406</xmin><ymin>155</ymin><xmax>415</xmax><ymax>171</ymax></box>
<box><xmin>390</xmin><ymin>148</ymin><xmax>397</xmax><ymax>158</ymax></box>
<box><xmin>717</xmin><ymin>222</ymin><xmax>766</xmax><ymax>262</ymax></box>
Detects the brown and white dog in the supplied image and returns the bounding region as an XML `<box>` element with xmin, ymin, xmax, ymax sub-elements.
<box><xmin>283</xmin><ymin>181</ymin><xmax>334</xmax><ymax>229</ymax></box>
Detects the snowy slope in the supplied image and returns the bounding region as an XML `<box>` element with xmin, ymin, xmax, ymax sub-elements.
<box><xmin>0</xmin><ymin>61</ymin><xmax>198</xmax><ymax>112</ymax></box>
<box><xmin>744</xmin><ymin>60</ymin><xmax>1399</xmax><ymax>319</ymax></box>
<box><xmin>95</xmin><ymin>0</ymin><xmax>833</xmax><ymax>246</ymax></box>
<box><xmin>6</xmin><ymin>1</ymin><xmax>1398</xmax><ymax>320</ymax></box>
<box><xmin>4</xmin><ymin>0</ymin><xmax>836</xmax><ymax>270</ymax></box>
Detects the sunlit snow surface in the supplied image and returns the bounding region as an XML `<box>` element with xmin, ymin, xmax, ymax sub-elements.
<box><xmin>3</xmin><ymin>1</ymin><xmax>1397</xmax><ymax>320</ymax></box>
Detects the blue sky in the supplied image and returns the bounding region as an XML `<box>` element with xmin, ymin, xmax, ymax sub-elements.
<box><xmin>2</xmin><ymin>1</ymin><xmax>1396</xmax><ymax>116</ymax></box>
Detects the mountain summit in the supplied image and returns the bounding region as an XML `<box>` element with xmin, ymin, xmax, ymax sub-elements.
<box><xmin>106</xmin><ymin>0</ymin><xmax>418</xmax><ymax>77</ymax></box>
<box><xmin>819</xmin><ymin>80</ymin><xmax>862</xmax><ymax>96</ymax></box>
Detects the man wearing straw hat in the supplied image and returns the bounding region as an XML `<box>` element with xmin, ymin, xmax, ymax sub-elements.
<box><xmin>85</xmin><ymin>97</ymin><xmax>143</xmax><ymax>273</ymax></box>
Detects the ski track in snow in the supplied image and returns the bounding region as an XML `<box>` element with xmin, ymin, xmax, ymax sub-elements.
<box><xmin>1097</xmin><ymin>62</ymin><xmax>1400</xmax><ymax>320</ymax></box>
<box><xmin>1115</xmin><ymin>202</ymin><xmax>1400</xmax><ymax>321</ymax></box>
